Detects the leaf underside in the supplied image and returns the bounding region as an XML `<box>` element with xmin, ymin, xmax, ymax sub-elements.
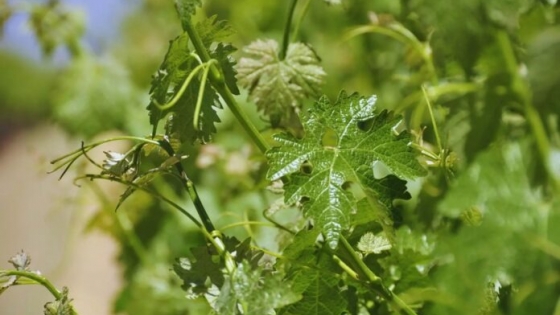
<box><xmin>236</xmin><ymin>39</ymin><xmax>326</xmax><ymax>131</ymax></box>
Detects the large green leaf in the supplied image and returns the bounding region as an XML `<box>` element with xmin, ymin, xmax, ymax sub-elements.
<box><xmin>267</xmin><ymin>91</ymin><xmax>426</xmax><ymax>248</ymax></box>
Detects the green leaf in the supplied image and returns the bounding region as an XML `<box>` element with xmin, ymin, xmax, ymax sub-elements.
<box><xmin>174</xmin><ymin>237</ymin><xmax>265</xmax><ymax>300</ymax></box>
<box><xmin>267</xmin><ymin>91</ymin><xmax>425</xmax><ymax>248</ymax></box>
<box><xmin>43</xmin><ymin>287</ymin><xmax>73</xmax><ymax>315</ymax></box>
<box><xmin>213</xmin><ymin>43</ymin><xmax>240</xmax><ymax>95</ymax></box>
<box><xmin>173</xmin><ymin>246</ymin><xmax>225</xmax><ymax>299</ymax></box>
<box><xmin>195</xmin><ymin>15</ymin><xmax>239</xmax><ymax>94</ymax></box>
<box><xmin>214</xmin><ymin>261</ymin><xmax>300</xmax><ymax>315</ymax></box>
<box><xmin>147</xmin><ymin>33</ymin><xmax>222</xmax><ymax>144</ymax></box>
<box><xmin>357</xmin><ymin>232</ymin><xmax>391</xmax><ymax>255</ymax></box>
<box><xmin>148</xmin><ymin>14</ymin><xmax>239</xmax><ymax>145</ymax></box>
<box><xmin>282</xmin><ymin>257</ymin><xmax>347</xmax><ymax>315</ymax></box>
<box><xmin>174</xmin><ymin>0</ymin><xmax>201</xmax><ymax>25</ymax></box>
<box><xmin>282</xmin><ymin>229</ymin><xmax>321</xmax><ymax>260</ymax></box>
<box><xmin>8</xmin><ymin>251</ymin><xmax>31</xmax><ymax>271</ymax></box>
<box><xmin>356</xmin><ymin>170</ymin><xmax>412</xmax><ymax>238</ymax></box>
<box><xmin>236</xmin><ymin>39</ymin><xmax>326</xmax><ymax>131</ymax></box>
<box><xmin>195</xmin><ymin>15</ymin><xmax>235</xmax><ymax>49</ymax></box>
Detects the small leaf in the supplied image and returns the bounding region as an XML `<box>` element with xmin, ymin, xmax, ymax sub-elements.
<box><xmin>8</xmin><ymin>251</ymin><xmax>31</xmax><ymax>271</ymax></box>
<box><xmin>2</xmin><ymin>251</ymin><xmax>32</xmax><ymax>295</ymax></box>
<box><xmin>174</xmin><ymin>0</ymin><xmax>201</xmax><ymax>25</ymax></box>
<box><xmin>213</xmin><ymin>43</ymin><xmax>240</xmax><ymax>95</ymax></box>
<box><xmin>102</xmin><ymin>151</ymin><xmax>129</xmax><ymax>176</ymax></box>
<box><xmin>357</xmin><ymin>232</ymin><xmax>392</xmax><ymax>255</ymax></box>
<box><xmin>174</xmin><ymin>246</ymin><xmax>224</xmax><ymax>299</ymax></box>
<box><xmin>236</xmin><ymin>39</ymin><xmax>326</xmax><ymax>131</ymax></box>
<box><xmin>378</xmin><ymin>227</ymin><xmax>435</xmax><ymax>293</ymax></box>
<box><xmin>195</xmin><ymin>15</ymin><xmax>235</xmax><ymax>49</ymax></box>
<box><xmin>44</xmin><ymin>287</ymin><xmax>73</xmax><ymax>315</ymax></box>
<box><xmin>174</xmin><ymin>236</ymin><xmax>265</xmax><ymax>300</ymax></box>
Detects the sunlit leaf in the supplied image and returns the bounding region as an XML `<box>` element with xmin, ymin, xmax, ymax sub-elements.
<box><xmin>357</xmin><ymin>232</ymin><xmax>391</xmax><ymax>255</ymax></box>
<box><xmin>267</xmin><ymin>91</ymin><xmax>425</xmax><ymax>248</ymax></box>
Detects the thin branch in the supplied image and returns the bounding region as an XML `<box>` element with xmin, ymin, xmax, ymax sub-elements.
<box><xmin>422</xmin><ymin>85</ymin><xmax>443</xmax><ymax>154</ymax></box>
<box><xmin>337</xmin><ymin>236</ymin><xmax>418</xmax><ymax>315</ymax></box>
<box><xmin>181</xmin><ymin>10</ymin><xmax>270</xmax><ymax>153</ymax></box>
<box><xmin>280</xmin><ymin>0</ymin><xmax>299</xmax><ymax>60</ymax></box>
<box><xmin>153</xmin><ymin>61</ymin><xmax>206</xmax><ymax>110</ymax></box>
<box><xmin>2</xmin><ymin>270</ymin><xmax>78</xmax><ymax>315</ymax></box>
<box><xmin>79</xmin><ymin>174</ymin><xmax>202</xmax><ymax>228</ymax></box>
<box><xmin>157</xmin><ymin>138</ymin><xmax>215</xmax><ymax>232</ymax></box>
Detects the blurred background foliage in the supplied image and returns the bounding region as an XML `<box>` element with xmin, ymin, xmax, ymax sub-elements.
<box><xmin>1</xmin><ymin>0</ymin><xmax>560</xmax><ymax>314</ymax></box>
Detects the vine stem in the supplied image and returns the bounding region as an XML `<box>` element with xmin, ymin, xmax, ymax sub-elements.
<box><xmin>153</xmin><ymin>59</ymin><xmax>206</xmax><ymax>110</ymax></box>
<box><xmin>422</xmin><ymin>85</ymin><xmax>443</xmax><ymax>154</ymax></box>
<box><xmin>77</xmin><ymin>174</ymin><xmax>202</xmax><ymax>227</ymax></box>
<box><xmin>182</xmin><ymin>17</ymin><xmax>270</xmax><ymax>153</ymax></box>
<box><xmin>157</xmin><ymin>138</ymin><xmax>236</xmax><ymax>273</ymax></box>
<box><xmin>157</xmin><ymin>139</ymin><xmax>215</xmax><ymax>232</ymax></box>
<box><xmin>291</xmin><ymin>0</ymin><xmax>311</xmax><ymax>42</ymax></box>
<box><xmin>216</xmin><ymin>85</ymin><xmax>270</xmax><ymax>152</ymax></box>
<box><xmin>183</xmin><ymin>9</ymin><xmax>417</xmax><ymax>315</ymax></box>
<box><xmin>280</xmin><ymin>0</ymin><xmax>299</xmax><ymax>60</ymax></box>
<box><xmin>2</xmin><ymin>270</ymin><xmax>78</xmax><ymax>315</ymax></box>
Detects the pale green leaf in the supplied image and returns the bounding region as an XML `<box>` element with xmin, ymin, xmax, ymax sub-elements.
<box><xmin>236</xmin><ymin>39</ymin><xmax>326</xmax><ymax>130</ymax></box>
<box><xmin>357</xmin><ymin>232</ymin><xmax>391</xmax><ymax>255</ymax></box>
<box><xmin>8</xmin><ymin>251</ymin><xmax>31</xmax><ymax>271</ymax></box>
